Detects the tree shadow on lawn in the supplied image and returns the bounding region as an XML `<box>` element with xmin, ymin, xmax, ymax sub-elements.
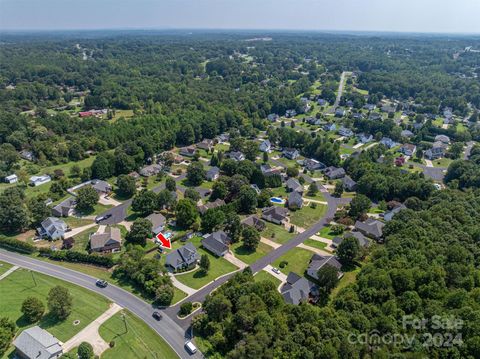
<box><xmin>233</xmin><ymin>245</ymin><xmax>256</xmax><ymax>257</ymax></box>
<box><xmin>192</xmin><ymin>269</ymin><xmax>208</xmax><ymax>279</ymax></box>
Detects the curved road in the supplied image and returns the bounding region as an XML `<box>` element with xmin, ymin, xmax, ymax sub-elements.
<box><xmin>0</xmin><ymin>250</ymin><xmax>201</xmax><ymax>359</ymax></box>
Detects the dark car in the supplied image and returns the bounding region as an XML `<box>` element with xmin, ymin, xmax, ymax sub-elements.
<box><xmin>96</xmin><ymin>279</ymin><xmax>108</xmax><ymax>288</ymax></box>
<box><xmin>152</xmin><ymin>311</ymin><xmax>162</xmax><ymax>321</ymax></box>
<box><xmin>95</xmin><ymin>213</ymin><xmax>112</xmax><ymax>223</ymax></box>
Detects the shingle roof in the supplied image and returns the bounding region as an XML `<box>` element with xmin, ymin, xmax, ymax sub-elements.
<box><xmin>354</xmin><ymin>218</ymin><xmax>385</xmax><ymax>239</ymax></box>
<box><xmin>201</xmin><ymin>231</ymin><xmax>230</xmax><ymax>256</ymax></box>
<box><xmin>90</xmin><ymin>227</ymin><xmax>121</xmax><ymax>250</ymax></box>
<box><xmin>165</xmin><ymin>242</ymin><xmax>199</xmax><ymax>269</ymax></box>
<box><xmin>281</xmin><ymin>272</ymin><xmax>317</xmax><ymax>305</ymax></box>
<box><xmin>13</xmin><ymin>326</ymin><xmax>62</xmax><ymax>359</ymax></box>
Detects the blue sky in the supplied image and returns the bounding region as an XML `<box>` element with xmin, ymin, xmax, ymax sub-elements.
<box><xmin>1</xmin><ymin>0</ymin><xmax>479</xmax><ymax>33</ymax></box>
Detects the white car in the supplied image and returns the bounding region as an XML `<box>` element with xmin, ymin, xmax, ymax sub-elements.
<box><xmin>185</xmin><ymin>341</ymin><xmax>197</xmax><ymax>354</ymax></box>
<box><xmin>271</xmin><ymin>267</ymin><xmax>281</xmax><ymax>275</ymax></box>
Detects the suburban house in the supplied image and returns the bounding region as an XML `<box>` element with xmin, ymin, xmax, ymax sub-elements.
<box><xmin>400</xmin><ymin>143</ymin><xmax>416</xmax><ymax>156</ymax></box>
<box><xmin>380</xmin><ymin>137</ymin><xmax>397</xmax><ymax>149</ymax></box>
<box><xmin>338</xmin><ymin>127</ymin><xmax>354</xmax><ymax>137</ymax></box>
<box><xmin>4</xmin><ymin>174</ymin><xmax>18</xmax><ymax>183</ymax></box>
<box><xmin>13</xmin><ymin>326</ymin><xmax>63</xmax><ymax>359</ymax></box>
<box><xmin>29</xmin><ymin>174</ymin><xmax>51</xmax><ymax>187</ymax></box>
<box><xmin>165</xmin><ymin>243</ymin><xmax>199</xmax><ymax>271</ymax></box>
<box><xmin>352</xmin><ymin>113</ymin><xmax>364</xmax><ymax>120</ymax></box>
<box><xmin>323</xmin><ymin>123</ymin><xmax>336</xmax><ymax>131</ymax></box>
<box><xmin>261</xmin><ymin>206</ymin><xmax>289</xmax><ymax>224</ymax></box>
<box><xmin>383</xmin><ymin>203</ymin><xmax>407</xmax><ymax>222</ymax></box>
<box><xmin>434</xmin><ymin>134</ymin><xmax>451</xmax><ymax>144</ymax></box>
<box><xmin>317</xmin><ymin>98</ymin><xmax>327</xmax><ymax>106</ymax></box>
<box><xmin>306</xmin><ymin>117</ymin><xmax>322</xmax><ymax>126</ymax></box>
<box><xmin>51</xmin><ymin>197</ymin><xmax>76</xmax><ymax>217</ymax></box>
<box><xmin>368</xmin><ymin>112</ymin><xmax>382</xmax><ymax>121</ymax></box>
<box><xmin>282</xmin><ymin>148</ymin><xmax>300</xmax><ymax>160</ymax></box>
<box><xmin>259</xmin><ymin>140</ymin><xmax>272</xmax><ymax>153</ymax></box>
<box><xmin>201</xmin><ymin>230</ymin><xmax>231</xmax><ymax>257</ymax></box>
<box><xmin>206</xmin><ymin>166</ymin><xmax>220</xmax><ymax>181</ymax></box>
<box><xmin>303</xmin><ymin>158</ymin><xmax>326</xmax><ymax>172</ymax></box>
<box><xmin>401</xmin><ymin>130</ymin><xmax>414</xmax><ymax>138</ymax></box>
<box><xmin>280</xmin><ymin>272</ymin><xmax>319</xmax><ymax>305</ymax></box>
<box><xmin>332</xmin><ymin>231</ymin><xmax>370</xmax><ymax>249</ymax></box>
<box><xmin>139</xmin><ymin>164</ymin><xmax>163</xmax><ymax>177</ymax></box>
<box><xmin>90</xmin><ymin>180</ymin><xmax>112</xmax><ymax>195</ymax></box>
<box><xmin>324</xmin><ymin>166</ymin><xmax>346</xmax><ymax>180</ymax></box>
<box><xmin>146</xmin><ymin>212</ymin><xmax>166</xmax><ymax>235</ymax></box>
<box><xmin>287</xmin><ymin>191</ymin><xmax>304</xmax><ymax>209</ymax></box>
<box><xmin>37</xmin><ymin>217</ymin><xmax>69</xmax><ymax>241</ymax></box>
<box><xmin>226</xmin><ymin>151</ymin><xmax>245</xmax><ymax>162</ymax></box>
<box><xmin>179</xmin><ymin>146</ymin><xmax>197</xmax><ymax>157</ymax></box>
<box><xmin>128</xmin><ymin>171</ymin><xmax>140</xmax><ymax>180</ymax></box>
<box><xmin>306</xmin><ymin>254</ymin><xmax>343</xmax><ymax>281</ymax></box>
<box><xmin>241</xmin><ymin>215</ymin><xmax>266</xmax><ymax>231</ymax></box>
<box><xmin>363</xmin><ymin>103</ymin><xmax>376</xmax><ymax>111</ymax></box>
<box><xmin>197</xmin><ymin>198</ymin><xmax>226</xmax><ymax>215</ymax></box>
<box><xmin>20</xmin><ymin>150</ymin><xmax>36</xmax><ymax>162</ymax></box>
<box><xmin>89</xmin><ymin>227</ymin><xmax>122</xmax><ymax>253</ymax></box>
<box><xmin>425</xmin><ymin>141</ymin><xmax>446</xmax><ymax>160</ymax></box>
<box><xmin>197</xmin><ymin>139</ymin><xmax>214</xmax><ymax>152</ymax></box>
<box><xmin>260</xmin><ymin>164</ymin><xmax>281</xmax><ymax>177</ymax></box>
<box><xmin>216</xmin><ymin>133</ymin><xmax>230</xmax><ymax>143</ymax></box>
<box><xmin>286</xmin><ymin>178</ymin><xmax>303</xmax><ymax>193</ymax></box>
<box><xmin>342</xmin><ymin>175</ymin><xmax>357</xmax><ymax>192</ymax></box>
<box><xmin>335</xmin><ymin>108</ymin><xmax>346</xmax><ymax>117</ymax></box>
<box><xmin>285</xmin><ymin>109</ymin><xmax>297</xmax><ymax>118</ymax></box>
<box><xmin>354</xmin><ymin>218</ymin><xmax>385</xmax><ymax>240</ymax></box>
<box><xmin>267</xmin><ymin>113</ymin><xmax>279</xmax><ymax>122</ymax></box>
<box><xmin>357</xmin><ymin>133</ymin><xmax>373</xmax><ymax>144</ymax></box>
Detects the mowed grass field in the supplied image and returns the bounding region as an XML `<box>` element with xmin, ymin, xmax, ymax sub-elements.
<box><xmin>99</xmin><ymin>310</ymin><xmax>179</xmax><ymax>359</ymax></box>
<box><xmin>0</xmin><ymin>268</ymin><xmax>110</xmax><ymax>342</ymax></box>
<box><xmin>271</xmin><ymin>247</ymin><xmax>314</xmax><ymax>276</ymax></box>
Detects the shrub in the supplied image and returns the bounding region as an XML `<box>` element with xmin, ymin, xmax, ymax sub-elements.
<box><xmin>0</xmin><ymin>236</ymin><xmax>37</xmax><ymax>254</ymax></box>
<box><xmin>77</xmin><ymin>342</ymin><xmax>94</xmax><ymax>359</ymax></box>
<box><xmin>179</xmin><ymin>302</ymin><xmax>193</xmax><ymax>317</ymax></box>
<box><xmin>279</xmin><ymin>260</ymin><xmax>288</xmax><ymax>268</ymax></box>
<box><xmin>109</xmin><ymin>340</ymin><xmax>115</xmax><ymax>348</ymax></box>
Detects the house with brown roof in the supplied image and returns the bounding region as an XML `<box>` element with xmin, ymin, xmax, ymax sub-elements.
<box><xmin>89</xmin><ymin>227</ymin><xmax>122</xmax><ymax>253</ymax></box>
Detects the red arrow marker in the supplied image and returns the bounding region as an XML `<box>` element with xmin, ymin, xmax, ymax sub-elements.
<box><xmin>156</xmin><ymin>232</ymin><xmax>172</xmax><ymax>249</ymax></box>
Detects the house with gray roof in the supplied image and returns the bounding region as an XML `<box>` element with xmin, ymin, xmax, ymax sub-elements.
<box><xmin>51</xmin><ymin>197</ymin><xmax>76</xmax><ymax>217</ymax></box>
<box><xmin>380</xmin><ymin>137</ymin><xmax>397</xmax><ymax>149</ymax></box>
<box><xmin>206</xmin><ymin>166</ymin><xmax>220</xmax><ymax>181</ymax></box>
<box><xmin>90</xmin><ymin>179</ymin><xmax>112</xmax><ymax>194</ymax></box>
<box><xmin>324</xmin><ymin>166</ymin><xmax>346</xmax><ymax>180</ymax></box>
<box><xmin>354</xmin><ymin>218</ymin><xmax>385</xmax><ymax>240</ymax></box>
<box><xmin>323</xmin><ymin>123</ymin><xmax>336</xmax><ymax>132</ymax></box>
<box><xmin>146</xmin><ymin>212</ymin><xmax>166</xmax><ymax>235</ymax></box>
<box><xmin>383</xmin><ymin>203</ymin><xmax>407</xmax><ymax>222</ymax></box>
<box><xmin>179</xmin><ymin>146</ymin><xmax>197</xmax><ymax>157</ymax></box>
<box><xmin>261</xmin><ymin>206</ymin><xmax>289</xmax><ymax>224</ymax></box>
<box><xmin>226</xmin><ymin>151</ymin><xmax>245</xmax><ymax>162</ymax></box>
<box><xmin>202</xmin><ymin>230</ymin><xmax>230</xmax><ymax>257</ymax></box>
<box><xmin>197</xmin><ymin>198</ymin><xmax>226</xmax><ymax>215</ymax></box>
<box><xmin>333</xmin><ymin>231</ymin><xmax>370</xmax><ymax>249</ymax></box>
<box><xmin>139</xmin><ymin>164</ymin><xmax>163</xmax><ymax>177</ymax></box>
<box><xmin>400</xmin><ymin>143</ymin><xmax>416</xmax><ymax>156</ymax></box>
<box><xmin>287</xmin><ymin>191</ymin><xmax>303</xmax><ymax>210</ymax></box>
<box><xmin>280</xmin><ymin>272</ymin><xmax>319</xmax><ymax>305</ymax></box>
<box><xmin>29</xmin><ymin>175</ymin><xmax>51</xmax><ymax>187</ymax></box>
<box><xmin>357</xmin><ymin>133</ymin><xmax>373</xmax><ymax>144</ymax></box>
<box><xmin>241</xmin><ymin>215</ymin><xmax>266</xmax><ymax>231</ymax></box>
<box><xmin>401</xmin><ymin>130</ymin><xmax>414</xmax><ymax>138</ymax></box>
<box><xmin>338</xmin><ymin>127</ymin><xmax>354</xmax><ymax>137</ymax></box>
<box><xmin>282</xmin><ymin>148</ymin><xmax>300</xmax><ymax>160</ymax></box>
<box><xmin>341</xmin><ymin>175</ymin><xmax>357</xmax><ymax>192</ymax></box>
<box><xmin>286</xmin><ymin>178</ymin><xmax>303</xmax><ymax>193</ymax></box>
<box><xmin>197</xmin><ymin>139</ymin><xmax>214</xmax><ymax>152</ymax></box>
<box><xmin>434</xmin><ymin>134</ymin><xmax>451</xmax><ymax>144</ymax></box>
<box><xmin>306</xmin><ymin>254</ymin><xmax>343</xmax><ymax>281</ymax></box>
<box><xmin>165</xmin><ymin>242</ymin><xmax>199</xmax><ymax>271</ymax></box>
<box><xmin>259</xmin><ymin>140</ymin><xmax>272</xmax><ymax>153</ymax></box>
<box><xmin>4</xmin><ymin>174</ymin><xmax>18</xmax><ymax>184</ymax></box>
<box><xmin>89</xmin><ymin>227</ymin><xmax>122</xmax><ymax>253</ymax></box>
<box><xmin>425</xmin><ymin>141</ymin><xmax>447</xmax><ymax>160</ymax></box>
<box><xmin>13</xmin><ymin>326</ymin><xmax>63</xmax><ymax>359</ymax></box>
<box><xmin>37</xmin><ymin>217</ymin><xmax>69</xmax><ymax>240</ymax></box>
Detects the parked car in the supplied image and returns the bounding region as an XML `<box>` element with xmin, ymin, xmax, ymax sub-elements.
<box><xmin>152</xmin><ymin>311</ymin><xmax>162</xmax><ymax>321</ymax></box>
<box><xmin>272</xmin><ymin>267</ymin><xmax>281</xmax><ymax>275</ymax></box>
<box><xmin>96</xmin><ymin>279</ymin><xmax>108</xmax><ymax>288</ymax></box>
<box><xmin>95</xmin><ymin>214</ymin><xmax>112</xmax><ymax>223</ymax></box>
<box><xmin>185</xmin><ymin>341</ymin><xmax>197</xmax><ymax>354</ymax></box>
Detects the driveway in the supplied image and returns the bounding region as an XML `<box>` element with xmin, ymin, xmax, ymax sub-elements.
<box><xmin>169</xmin><ymin>274</ymin><xmax>197</xmax><ymax>296</ymax></box>
<box><xmin>224</xmin><ymin>252</ymin><xmax>248</xmax><ymax>269</ymax></box>
<box><xmin>64</xmin><ymin>223</ymin><xmax>97</xmax><ymax>239</ymax></box>
<box><xmin>264</xmin><ymin>265</ymin><xmax>287</xmax><ymax>284</ymax></box>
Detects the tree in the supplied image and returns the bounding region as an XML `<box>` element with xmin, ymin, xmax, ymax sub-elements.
<box><xmin>165</xmin><ymin>177</ymin><xmax>176</xmax><ymax>192</ymax></box>
<box><xmin>157</xmin><ymin>189</ymin><xmax>176</xmax><ymax>210</ymax></box>
<box><xmin>307</xmin><ymin>182</ymin><xmax>318</xmax><ymax>196</ymax></box>
<box><xmin>184</xmin><ymin>188</ymin><xmax>201</xmax><ymax>202</ymax></box>
<box><xmin>0</xmin><ymin>317</ymin><xmax>15</xmax><ymax>357</ymax></box>
<box><xmin>348</xmin><ymin>194</ymin><xmax>371</xmax><ymax>219</ymax></box>
<box><xmin>126</xmin><ymin>218</ymin><xmax>152</xmax><ymax>246</ymax></box>
<box><xmin>27</xmin><ymin>197</ymin><xmax>50</xmax><ymax>227</ymax></box>
<box><xmin>336</xmin><ymin>236</ymin><xmax>360</xmax><ymax>266</ymax></box>
<box><xmin>77</xmin><ymin>342</ymin><xmax>94</xmax><ymax>359</ymax></box>
<box><xmin>333</xmin><ymin>181</ymin><xmax>344</xmax><ymax>197</ymax></box>
<box><xmin>155</xmin><ymin>284</ymin><xmax>174</xmax><ymax>306</ymax></box>
<box><xmin>91</xmin><ymin>156</ymin><xmax>112</xmax><ymax>179</ymax></box>
<box><xmin>70</xmin><ymin>164</ymin><xmax>81</xmax><ymax>177</ymax></box>
<box><xmin>237</xmin><ymin>186</ymin><xmax>258</xmax><ymax>213</ymax></box>
<box><xmin>243</xmin><ymin>141</ymin><xmax>258</xmax><ymax>161</ymax></box>
<box><xmin>76</xmin><ymin>186</ymin><xmax>99</xmax><ymax>213</ymax></box>
<box><xmin>180</xmin><ymin>302</ymin><xmax>194</xmax><ymax>316</ymax></box>
<box><xmin>262</xmin><ymin>151</ymin><xmax>269</xmax><ymax>163</ymax></box>
<box><xmin>224</xmin><ymin>213</ymin><xmax>242</xmax><ymax>243</ymax></box>
<box><xmin>210</xmin><ymin>181</ymin><xmax>227</xmax><ymax>201</ymax></box>
<box><xmin>317</xmin><ymin>264</ymin><xmax>339</xmax><ymax>294</ymax></box>
<box><xmin>116</xmin><ymin>174</ymin><xmax>136</xmax><ymax>197</ymax></box>
<box><xmin>286</xmin><ymin>167</ymin><xmax>299</xmax><ymax>178</ymax></box>
<box><xmin>131</xmin><ymin>190</ymin><xmax>157</xmax><ymax>216</ymax></box>
<box><xmin>175</xmin><ymin>199</ymin><xmax>198</xmax><ymax>228</ymax></box>
<box><xmin>0</xmin><ymin>190</ymin><xmax>30</xmax><ymax>233</ymax></box>
<box><xmin>21</xmin><ymin>297</ymin><xmax>45</xmax><ymax>323</ymax></box>
<box><xmin>199</xmin><ymin>254</ymin><xmax>210</xmax><ymax>274</ymax></box>
<box><xmin>186</xmin><ymin>162</ymin><xmax>206</xmax><ymax>186</ymax></box>
<box><xmin>242</xmin><ymin>226</ymin><xmax>260</xmax><ymax>251</ymax></box>
<box><xmin>257</xmin><ymin>189</ymin><xmax>273</xmax><ymax>208</ymax></box>
<box><xmin>47</xmin><ymin>286</ymin><xmax>73</xmax><ymax>320</ymax></box>
<box><xmin>201</xmin><ymin>208</ymin><xmax>225</xmax><ymax>233</ymax></box>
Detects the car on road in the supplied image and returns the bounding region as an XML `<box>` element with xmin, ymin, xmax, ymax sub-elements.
<box><xmin>96</xmin><ymin>279</ymin><xmax>108</xmax><ymax>288</ymax></box>
<box><xmin>96</xmin><ymin>213</ymin><xmax>112</xmax><ymax>223</ymax></box>
<box><xmin>185</xmin><ymin>341</ymin><xmax>197</xmax><ymax>354</ymax></box>
<box><xmin>271</xmin><ymin>267</ymin><xmax>281</xmax><ymax>275</ymax></box>
<box><xmin>152</xmin><ymin>311</ymin><xmax>162</xmax><ymax>321</ymax></box>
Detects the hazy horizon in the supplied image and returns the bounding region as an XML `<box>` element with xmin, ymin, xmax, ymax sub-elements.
<box><xmin>1</xmin><ymin>0</ymin><xmax>480</xmax><ymax>34</ymax></box>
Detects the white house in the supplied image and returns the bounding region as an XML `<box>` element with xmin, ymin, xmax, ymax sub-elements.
<box><xmin>5</xmin><ymin>174</ymin><xmax>18</xmax><ymax>184</ymax></box>
<box><xmin>259</xmin><ymin>140</ymin><xmax>272</xmax><ymax>153</ymax></box>
<box><xmin>29</xmin><ymin>175</ymin><xmax>52</xmax><ymax>187</ymax></box>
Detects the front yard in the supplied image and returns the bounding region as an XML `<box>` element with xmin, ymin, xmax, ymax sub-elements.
<box><xmin>231</xmin><ymin>241</ymin><xmax>274</xmax><ymax>265</ymax></box>
<box><xmin>271</xmin><ymin>247</ymin><xmax>314</xmax><ymax>276</ymax></box>
<box><xmin>290</xmin><ymin>203</ymin><xmax>328</xmax><ymax>228</ymax></box>
<box><xmin>263</xmin><ymin>221</ymin><xmax>295</xmax><ymax>244</ymax></box>
<box><xmin>254</xmin><ymin>270</ymin><xmax>282</xmax><ymax>287</ymax></box>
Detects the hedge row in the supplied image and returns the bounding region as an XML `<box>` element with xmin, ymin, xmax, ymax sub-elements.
<box><xmin>39</xmin><ymin>248</ymin><xmax>115</xmax><ymax>268</ymax></box>
<box><xmin>0</xmin><ymin>236</ymin><xmax>37</xmax><ymax>254</ymax></box>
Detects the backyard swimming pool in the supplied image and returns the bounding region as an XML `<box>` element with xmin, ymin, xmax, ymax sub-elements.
<box><xmin>270</xmin><ymin>197</ymin><xmax>286</xmax><ymax>204</ymax></box>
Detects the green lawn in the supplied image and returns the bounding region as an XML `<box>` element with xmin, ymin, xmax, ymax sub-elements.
<box><xmin>76</xmin><ymin>203</ymin><xmax>113</xmax><ymax>216</ymax></box>
<box><xmin>71</xmin><ymin>225</ymin><xmax>99</xmax><ymax>252</ymax></box>
<box><xmin>303</xmin><ymin>239</ymin><xmax>330</xmax><ymax>252</ymax></box>
<box><xmin>99</xmin><ymin>310</ymin><xmax>179</xmax><ymax>359</ymax></box>
<box><xmin>254</xmin><ymin>270</ymin><xmax>281</xmax><ymax>287</ymax></box>
<box><xmin>330</xmin><ymin>267</ymin><xmax>361</xmax><ymax>299</ymax></box>
<box><xmin>0</xmin><ymin>268</ymin><xmax>110</xmax><ymax>343</ymax></box>
<box><xmin>174</xmin><ymin>237</ymin><xmax>238</xmax><ymax>289</ymax></box>
<box><xmin>263</xmin><ymin>221</ymin><xmax>295</xmax><ymax>244</ymax></box>
<box><xmin>290</xmin><ymin>204</ymin><xmax>328</xmax><ymax>228</ymax></box>
<box><xmin>231</xmin><ymin>241</ymin><xmax>273</xmax><ymax>265</ymax></box>
<box><xmin>317</xmin><ymin>225</ymin><xmax>338</xmax><ymax>239</ymax></box>
<box><xmin>272</xmin><ymin>247</ymin><xmax>313</xmax><ymax>276</ymax></box>
<box><xmin>0</xmin><ymin>261</ymin><xmax>13</xmax><ymax>275</ymax></box>
<box><xmin>304</xmin><ymin>190</ymin><xmax>326</xmax><ymax>202</ymax></box>
<box><xmin>432</xmin><ymin>157</ymin><xmax>452</xmax><ymax>168</ymax></box>
<box><xmin>63</xmin><ymin>216</ymin><xmax>95</xmax><ymax>228</ymax></box>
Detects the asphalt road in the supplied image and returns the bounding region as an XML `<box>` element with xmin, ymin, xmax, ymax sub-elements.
<box><xmin>0</xmin><ymin>250</ymin><xmax>201</xmax><ymax>359</ymax></box>
<box><xmin>464</xmin><ymin>141</ymin><xmax>475</xmax><ymax>160</ymax></box>
<box><xmin>333</xmin><ymin>71</ymin><xmax>350</xmax><ymax>109</ymax></box>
